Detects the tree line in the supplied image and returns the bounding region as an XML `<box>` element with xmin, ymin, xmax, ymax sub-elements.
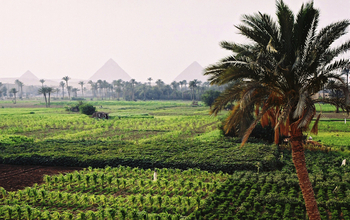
<box><xmin>0</xmin><ymin>76</ymin><xmax>226</xmax><ymax>107</ymax></box>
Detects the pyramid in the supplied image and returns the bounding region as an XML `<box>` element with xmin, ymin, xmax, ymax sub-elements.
<box><xmin>17</xmin><ymin>70</ymin><xmax>41</xmax><ymax>85</ymax></box>
<box><xmin>173</xmin><ymin>61</ymin><xmax>208</xmax><ymax>82</ymax></box>
<box><xmin>89</xmin><ymin>59</ymin><xmax>132</xmax><ymax>82</ymax></box>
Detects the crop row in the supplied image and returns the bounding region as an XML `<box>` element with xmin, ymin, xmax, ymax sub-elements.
<box><xmin>0</xmin><ymin>166</ymin><xmax>228</xmax><ymax>219</ymax></box>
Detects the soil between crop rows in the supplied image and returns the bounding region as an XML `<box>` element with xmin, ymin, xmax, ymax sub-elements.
<box><xmin>0</xmin><ymin>164</ymin><xmax>82</xmax><ymax>191</ymax></box>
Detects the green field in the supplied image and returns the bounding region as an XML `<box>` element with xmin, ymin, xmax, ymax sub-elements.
<box><xmin>1</xmin><ymin>100</ymin><xmax>350</xmax><ymax>219</ymax></box>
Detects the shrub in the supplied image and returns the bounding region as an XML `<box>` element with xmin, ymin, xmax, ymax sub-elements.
<box><xmin>201</xmin><ymin>90</ymin><xmax>221</xmax><ymax>107</ymax></box>
<box><xmin>71</xmin><ymin>97</ymin><xmax>85</xmax><ymax>101</ymax></box>
<box><xmin>80</xmin><ymin>103</ymin><xmax>96</xmax><ymax>115</ymax></box>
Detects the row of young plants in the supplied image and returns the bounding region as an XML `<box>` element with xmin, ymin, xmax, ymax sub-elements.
<box><xmin>0</xmin><ymin>113</ymin><xmax>218</xmax><ymax>137</ymax></box>
<box><xmin>0</xmin><ymin>166</ymin><xmax>228</xmax><ymax>219</ymax></box>
<box><xmin>188</xmin><ymin>148</ymin><xmax>350</xmax><ymax>219</ymax></box>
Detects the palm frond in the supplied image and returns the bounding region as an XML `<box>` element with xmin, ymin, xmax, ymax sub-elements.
<box><xmin>293</xmin><ymin>92</ymin><xmax>307</xmax><ymax>119</ymax></box>
<box><xmin>310</xmin><ymin>114</ymin><xmax>321</xmax><ymax>135</ymax></box>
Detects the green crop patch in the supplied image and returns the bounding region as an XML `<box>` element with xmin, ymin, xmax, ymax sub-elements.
<box><xmin>0</xmin><ymin>166</ymin><xmax>228</xmax><ymax>219</ymax></box>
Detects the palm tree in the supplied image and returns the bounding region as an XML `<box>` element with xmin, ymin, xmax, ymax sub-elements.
<box><xmin>130</xmin><ymin>79</ymin><xmax>136</xmax><ymax>100</ymax></box>
<box><xmin>39</xmin><ymin>79</ymin><xmax>45</xmax><ymax>87</ymax></box>
<box><xmin>9</xmin><ymin>88</ymin><xmax>18</xmax><ymax>104</ymax></box>
<box><xmin>97</xmin><ymin>79</ymin><xmax>103</xmax><ymax>98</ymax></box>
<box><xmin>205</xmin><ymin>1</ymin><xmax>350</xmax><ymax>219</ymax></box>
<box><xmin>79</xmin><ymin>81</ymin><xmax>85</xmax><ymax>97</ymax></box>
<box><xmin>181</xmin><ymin>80</ymin><xmax>187</xmax><ymax>90</ymax></box>
<box><xmin>113</xmin><ymin>79</ymin><xmax>123</xmax><ymax>100</ymax></box>
<box><xmin>189</xmin><ymin>80</ymin><xmax>197</xmax><ymax>101</ymax></box>
<box><xmin>59</xmin><ymin>81</ymin><xmax>65</xmax><ymax>99</ymax></box>
<box><xmin>71</xmin><ymin>88</ymin><xmax>79</xmax><ymax>98</ymax></box>
<box><xmin>62</xmin><ymin>76</ymin><xmax>71</xmax><ymax>99</ymax></box>
<box><xmin>15</xmin><ymin>80</ymin><xmax>24</xmax><ymax>99</ymax></box>
<box><xmin>147</xmin><ymin>77</ymin><xmax>153</xmax><ymax>86</ymax></box>
<box><xmin>38</xmin><ymin>87</ymin><xmax>50</xmax><ymax>107</ymax></box>
<box><xmin>164</xmin><ymin>85</ymin><xmax>172</xmax><ymax>99</ymax></box>
<box><xmin>46</xmin><ymin>87</ymin><xmax>53</xmax><ymax>107</ymax></box>
<box><xmin>67</xmin><ymin>86</ymin><xmax>72</xmax><ymax>100</ymax></box>
<box><xmin>56</xmin><ymin>88</ymin><xmax>60</xmax><ymax>98</ymax></box>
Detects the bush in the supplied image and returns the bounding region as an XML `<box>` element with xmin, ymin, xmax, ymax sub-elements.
<box><xmin>201</xmin><ymin>90</ymin><xmax>221</xmax><ymax>107</ymax></box>
<box><xmin>79</xmin><ymin>103</ymin><xmax>96</xmax><ymax>115</ymax></box>
<box><xmin>72</xmin><ymin>97</ymin><xmax>85</xmax><ymax>101</ymax></box>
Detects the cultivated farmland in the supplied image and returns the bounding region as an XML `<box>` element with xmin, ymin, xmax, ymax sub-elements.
<box><xmin>1</xmin><ymin>100</ymin><xmax>350</xmax><ymax>219</ymax></box>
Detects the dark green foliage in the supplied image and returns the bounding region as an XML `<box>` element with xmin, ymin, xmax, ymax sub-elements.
<box><xmin>250</xmin><ymin>123</ymin><xmax>275</xmax><ymax>144</ymax></box>
<box><xmin>189</xmin><ymin>149</ymin><xmax>350</xmax><ymax>219</ymax></box>
<box><xmin>0</xmin><ymin>138</ymin><xmax>279</xmax><ymax>174</ymax></box>
<box><xmin>65</xmin><ymin>101</ymin><xmax>84</xmax><ymax>112</ymax></box>
<box><xmin>201</xmin><ymin>90</ymin><xmax>221</xmax><ymax>107</ymax></box>
<box><xmin>219</xmin><ymin>119</ymin><xmax>274</xmax><ymax>143</ymax></box>
<box><xmin>71</xmin><ymin>97</ymin><xmax>85</xmax><ymax>101</ymax></box>
<box><xmin>79</xmin><ymin>103</ymin><xmax>96</xmax><ymax>115</ymax></box>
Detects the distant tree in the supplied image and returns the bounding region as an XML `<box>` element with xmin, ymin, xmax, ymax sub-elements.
<box><xmin>130</xmin><ymin>79</ymin><xmax>136</xmax><ymax>100</ymax></box>
<box><xmin>40</xmin><ymin>79</ymin><xmax>45</xmax><ymax>87</ymax></box>
<box><xmin>147</xmin><ymin>77</ymin><xmax>153</xmax><ymax>86</ymax></box>
<box><xmin>201</xmin><ymin>90</ymin><xmax>221</xmax><ymax>107</ymax></box>
<box><xmin>59</xmin><ymin>81</ymin><xmax>65</xmax><ymax>99</ymax></box>
<box><xmin>38</xmin><ymin>87</ymin><xmax>47</xmax><ymax>107</ymax></box>
<box><xmin>56</xmin><ymin>88</ymin><xmax>60</xmax><ymax>98</ymax></box>
<box><xmin>181</xmin><ymin>80</ymin><xmax>187</xmax><ymax>90</ymax></box>
<box><xmin>67</xmin><ymin>86</ymin><xmax>72</xmax><ymax>99</ymax></box>
<box><xmin>62</xmin><ymin>76</ymin><xmax>71</xmax><ymax>99</ymax></box>
<box><xmin>326</xmin><ymin>80</ymin><xmax>345</xmax><ymax>113</ymax></box>
<box><xmin>15</xmin><ymin>80</ymin><xmax>24</xmax><ymax>99</ymax></box>
<box><xmin>113</xmin><ymin>79</ymin><xmax>123</xmax><ymax>100</ymax></box>
<box><xmin>1</xmin><ymin>86</ymin><xmax>7</xmax><ymax>97</ymax></box>
<box><xmin>189</xmin><ymin>80</ymin><xmax>197</xmax><ymax>101</ymax></box>
<box><xmin>79</xmin><ymin>81</ymin><xmax>85</xmax><ymax>97</ymax></box>
<box><xmin>72</xmin><ymin>88</ymin><xmax>79</xmax><ymax>98</ymax></box>
<box><xmin>171</xmin><ymin>81</ymin><xmax>178</xmax><ymax>91</ymax></box>
<box><xmin>88</xmin><ymin>81</ymin><xmax>98</xmax><ymax>98</ymax></box>
<box><xmin>196</xmin><ymin>80</ymin><xmax>202</xmax><ymax>100</ymax></box>
<box><xmin>140</xmin><ymin>83</ymin><xmax>147</xmax><ymax>100</ymax></box>
<box><xmin>155</xmin><ymin>79</ymin><xmax>164</xmax><ymax>87</ymax></box>
<box><xmin>0</xmin><ymin>82</ymin><xmax>2</xmax><ymax>98</ymax></box>
<box><xmin>97</xmin><ymin>79</ymin><xmax>103</xmax><ymax>98</ymax></box>
<box><xmin>46</xmin><ymin>87</ymin><xmax>53</xmax><ymax>107</ymax></box>
<box><xmin>9</xmin><ymin>88</ymin><xmax>18</xmax><ymax>104</ymax></box>
<box><xmin>38</xmin><ymin>87</ymin><xmax>49</xmax><ymax>107</ymax></box>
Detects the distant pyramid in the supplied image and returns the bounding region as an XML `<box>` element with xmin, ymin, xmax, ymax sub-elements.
<box><xmin>19</xmin><ymin>70</ymin><xmax>39</xmax><ymax>80</ymax></box>
<box><xmin>173</xmin><ymin>61</ymin><xmax>207</xmax><ymax>82</ymax></box>
<box><xmin>17</xmin><ymin>70</ymin><xmax>41</xmax><ymax>85</ymax></box>
<box><xmin>89</xmin><ymin>59</ymin><xmax>132</xmax><ymax>82</ymax></box>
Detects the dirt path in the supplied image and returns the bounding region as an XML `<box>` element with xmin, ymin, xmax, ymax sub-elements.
<box><xmin>0</xmin><ymin>164</ymin><xmax>82</xmax><ymax>191</ymax></box>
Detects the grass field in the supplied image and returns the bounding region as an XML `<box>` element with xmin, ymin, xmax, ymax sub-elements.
<box><xmin>1</xmin><ymin>100</ymin><xmax>350</xmax><ymax>219</ymax></box>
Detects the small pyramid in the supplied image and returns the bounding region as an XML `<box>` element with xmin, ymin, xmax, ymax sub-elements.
<box><xmin>173</xmin><ymin>61</ymin><xmax>207</xmax><ymax>82</ymax></box>
<box><xmin>89</xmin><ymin>59</ymin><xmax>132</xmax><ymax>82</ymax></box>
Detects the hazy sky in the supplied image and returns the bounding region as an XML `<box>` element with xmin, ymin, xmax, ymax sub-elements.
<box><xmin>0</xmin><ymin>0</ymin><xmax>349</xmax><ymax>83</ymax></box>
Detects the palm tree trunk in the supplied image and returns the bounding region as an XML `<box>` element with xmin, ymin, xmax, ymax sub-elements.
<box><xmin>48</xmin><ymin>93</ymin><xmax>51</xmax><ymax>107</ymax></box>
<box><xmin>290</xmin><ymin>127</ymin><xmax>320</xmax><ymax>220</ymax></box>
<box><xmin>44</xmin><ymin>94</ymin><xmax>47</xmax><ymax>107</ymax></box>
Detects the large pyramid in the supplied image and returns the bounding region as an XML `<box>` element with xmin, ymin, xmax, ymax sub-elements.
<box><xmin>173</xmin><ymin>61</ymin><xmax>208</xmax><ymax>82</ymax></box>
<box><xmin>89</xmin><ymin>59</ymin><xmax>132</xmax><ymax>82</ymax></box>
<box><xmin>18</xmin><ymin>70</ymin><xmax>41</xmax><ymax>85</ymax></box>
